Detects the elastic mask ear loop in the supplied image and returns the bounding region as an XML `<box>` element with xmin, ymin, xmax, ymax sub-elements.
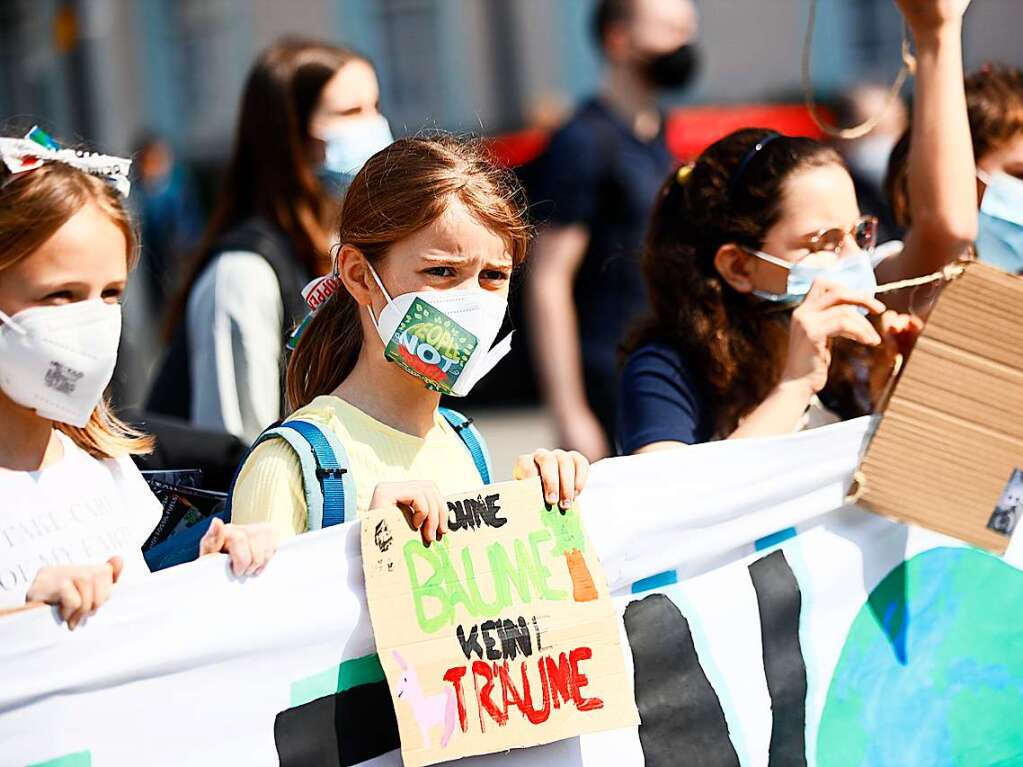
<box><xmin>365</xmin><ymin>263</ymin><xmax>394</xmax><ymax>329</ymax></box>
<box><xmin>746</xmin><ymin>248</ymin><xmax>794</xmax><ymax>271</ymax></box>
<box><xmin>744</xmin><ymin>246</ymin><xmax>799</xmax><ymax>309</ymax></box>
<box><xmin>0</xmin><ymin>308</ymin><xmax>26</xmax><ymax>336</ymax></box>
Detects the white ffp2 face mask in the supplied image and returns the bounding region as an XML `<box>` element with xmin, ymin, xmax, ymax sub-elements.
<box><xmin>366</xmin><ymin>266</ymin><xmax>512</xmax><ymax>397</ymax></box>
<box><xmin>0</xmin><ymin>300</ymin><xmax>121</xmax><ymax>427</ymax></box>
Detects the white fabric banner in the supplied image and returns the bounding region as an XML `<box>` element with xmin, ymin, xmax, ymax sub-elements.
<box><xmin>3</xmin><ymin>417</ymin><xmax>1021</xmax><ymax>767</ymax></box>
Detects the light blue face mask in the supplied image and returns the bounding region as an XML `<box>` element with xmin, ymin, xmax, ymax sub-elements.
<box><xmin>977</xmin><ymin>171</ymin><xmax>1023</xmax><ymax>275</ymax></box>
<box><xmin>318</xmin><ymin>114</ymin><xmax>393</xmax><ymax>189</ymax></box>
<box><xmin>748</xmin><ymin>248</ymin><xmax>879</xmax><ymax>307</ymax></box>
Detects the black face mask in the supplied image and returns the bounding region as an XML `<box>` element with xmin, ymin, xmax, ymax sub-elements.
<box><xmin>644</xmin><ymin>43</ymin><xmax>700</xmax><ymax>90</ymax></box>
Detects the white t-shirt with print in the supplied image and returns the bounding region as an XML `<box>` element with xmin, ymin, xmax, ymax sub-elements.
<box><xmin>0</xmin><ymin>431</ymin><xmax>161</xmax><ymax>608</ymax></box>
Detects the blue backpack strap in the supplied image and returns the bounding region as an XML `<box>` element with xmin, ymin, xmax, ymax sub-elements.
<box><xmin>439</xmin><ymin>407</ymin><xmax>492</xmax><ymax>485</ymax></box>
<box><xmin>245</xmin><ymin>420</ymin><xmax>355</xmax><ymax>530</ymax></box>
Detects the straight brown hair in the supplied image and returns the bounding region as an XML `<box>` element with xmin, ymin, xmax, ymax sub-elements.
<box><xmin>166</xmin><ymin>38</ymin><xmax>366</xmax><ymax>338</ymax></box>
<box><xmin>0</xmin><ymin>161</ymin><xmax>153</xmax><ymax>458</ymax></box>
<box><xmin>286</xmin><ymin>134</ymin><xmax>531</xmax><ymax>410</ymax></box>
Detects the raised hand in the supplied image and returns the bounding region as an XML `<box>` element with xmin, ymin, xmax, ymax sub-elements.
<box><xmin>894</xmin><ymin>0</ymin><xmax>972</xmax><ymax>33</ymax></box>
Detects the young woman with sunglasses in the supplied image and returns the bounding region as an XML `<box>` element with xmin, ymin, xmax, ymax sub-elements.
<box><xmin>615</xmin><ymin>130</ymin><xmax>919</xmax><ymax>453</ymax></box>
<box><xmin>615</xmin><ymin>0</ymin><xmax>972</xmax><ymax>454</ymax></box>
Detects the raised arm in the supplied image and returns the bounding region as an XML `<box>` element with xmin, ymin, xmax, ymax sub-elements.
<box><xmin>888</xmin><ymin>0</ymin><xmax>976</xmax><ymax>281</ymax></box>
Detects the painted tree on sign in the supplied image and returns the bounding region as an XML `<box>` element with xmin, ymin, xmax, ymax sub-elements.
<box><xmin>542</xmin><ymin>506</ymin><xmax>597</xmax><ymax>602</ymax></box>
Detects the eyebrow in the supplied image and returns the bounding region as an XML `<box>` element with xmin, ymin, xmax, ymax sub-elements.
<box><xmin>419</xmin><ymin>252</ymin><xmax>513</xmax><ymax>267</ymax></box>
<box><xmin>36</xmin><ymin>278</ymin><xmax>126</xmax><ymax>293</ymax></box>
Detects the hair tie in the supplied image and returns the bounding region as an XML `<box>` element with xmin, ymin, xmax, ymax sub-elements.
<box><xmin>676</xmin><ymin>163</ymin><xmax>695</xmax><ymax>185</ymax></box>
<box><xmin>0</xmin><ymin>126</ymin><xmax>131</xmax><ymax>197</ymax></box>
<box><xmin>728</xmin><ymin>132</ymin><xmax>782</xmax><ymax>200</ymax></box>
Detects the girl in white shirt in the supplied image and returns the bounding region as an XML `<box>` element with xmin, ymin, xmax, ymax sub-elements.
<box><xmin>0</xmin><ymin>134</ymin><xmax>276</xmax><ymax>629</ymax></box>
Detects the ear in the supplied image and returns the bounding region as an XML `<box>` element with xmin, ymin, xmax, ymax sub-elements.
<box><xmin>713</xmin><ymin>244</ymin><xmax>758</xmax><ymax>294</ymax></box>
<box><xmin>337</xmin><ymin>244</ymin><xmax>377</xmax><ymax>308</ymax></box>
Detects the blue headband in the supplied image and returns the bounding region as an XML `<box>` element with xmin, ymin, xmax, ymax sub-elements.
<box><xmin>729</xmin><ymin>132</ymin><xmax>783</xmax><ymax>200</ymax></box>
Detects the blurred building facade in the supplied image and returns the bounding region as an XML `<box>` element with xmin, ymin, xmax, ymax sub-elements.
<box><xmin>1</xmin><ymin>0</ymin><xmax>1022</xmax><ymax>157</ymax></box>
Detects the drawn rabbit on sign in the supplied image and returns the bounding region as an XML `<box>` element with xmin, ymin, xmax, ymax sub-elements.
<box><xmin>392</xmin><ymin>650</ymin><xmax>457</xmax><ymax>749</ymax></box>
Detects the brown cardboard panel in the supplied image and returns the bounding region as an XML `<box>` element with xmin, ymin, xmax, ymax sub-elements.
<box><xmin>891</xmin><ymin>338</ymin><xmax>1023</xmax><ymax>440</ymax></box>
<box><xmin>360</xmin><ymin>478</ymin><xmax>639</xmax><ymax>767</ymax></box>
<box><xmin>860</xmin><ymin>262</ymin><xmax>1023</xmax><ymax>553</ymax></box>
<box><xmin>922</xmin><ymin>266</ymin><xmax>1023</xmax><ymax>369</ymax></box>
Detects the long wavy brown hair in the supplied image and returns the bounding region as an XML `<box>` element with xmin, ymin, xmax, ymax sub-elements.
<box><xmin>0</xmin><ymin>161</ymin><xmax>153</xmax><ymax>458</ymax></box>
<box><xmin>286</xmin><ymin>134</ymin><xmax>531</xmax><ymax>410</ymax></box>
<box><xmin>624</xmin><ymin>128</ymin><xmax>843</xmax><ymax>437</ymax></box>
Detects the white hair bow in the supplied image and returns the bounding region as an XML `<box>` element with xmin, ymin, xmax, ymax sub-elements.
<box><xmin>0</xmin><ymin>126</ymin><xmax>132</xmax><ymax>197</ymax></box>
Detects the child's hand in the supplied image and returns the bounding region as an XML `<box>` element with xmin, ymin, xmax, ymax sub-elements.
<box><xmin>25</xmin><ymin>557</ymin><xmax>124</xmax><ymax>630</ymax></box>
<box><xmin>200</xmin><ymin>518</ymin><xmax>279</xmax><ymax>577</ymax></box>
<box><xmin>514</xmin><ymin>449</ymin><xmax>589</xmax><ymax>510</ymax></box>
<box><xmin>370</xmin><ymin>481</ymin><xmax>447</xmax><ymax>546</ymax></box>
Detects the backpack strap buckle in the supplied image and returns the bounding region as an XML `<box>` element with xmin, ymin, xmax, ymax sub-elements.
<box><xmin>448</xmin><ymin>415</ymin><xmax>474</xmax><ymax>432</ymax></box>
<box><xmin>315</xmin><ymin>466</ymin><xmax>348</xmax><ymax>481</ymax></box>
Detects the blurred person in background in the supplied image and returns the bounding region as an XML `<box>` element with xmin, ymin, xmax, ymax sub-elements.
<box><xmin>109</xmin><ymin>135</ymin><xmax>205</xmax><ymax>410</ymax></box>
<box><xmin>132</xmin><ymin>133</ymin><xmax>205</xmax><ymax>306</ymax></box>
<box><xmin>887</xmin><ymin>64</ymin><xmax>1023</xmax><ymax>275</ymax></box>
<box><xmin>526</xmin><ymin>0</ymin><xmax>698</xmax><ymax>461</ymax></box>
<box><xmin>832</xmin><ymin>84</ymin><xmax>908</xmax><ymax>244</ymax></box>
<box><xmin>147</xmin><ymin>39</ymin><xmax>392</xmax><ymax>443</ymax></box>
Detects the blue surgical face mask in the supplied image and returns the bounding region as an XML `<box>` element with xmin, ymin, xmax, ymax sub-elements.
<box><xmin>747</xmin><ymin>247</ymin><xmax>879</xmax><ymax>306</ymax></box>
<box><xmin>977</xmin><ymin>171</ymin><xmax>1023</xmax><ymax>275</ymax></box>
<box><xmin>317</xmin><ymin>114</ymin><xmax>393</xmax><ymax>189</ymax></box>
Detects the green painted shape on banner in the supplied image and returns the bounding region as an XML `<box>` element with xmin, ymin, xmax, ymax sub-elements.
<box><xmin>289</xmin><ymin>653</ymin><xmax>385</xmax><ymax>707</ymax></box>
<box><xmin>28</xmin><ymin>752</ymin><xmax>91</xmax><ymax>767</ymax></box>
<box><xmin>817</xmin><ymin>547</ymin><xmax>1023</xmax><ymax>766</ymax></box>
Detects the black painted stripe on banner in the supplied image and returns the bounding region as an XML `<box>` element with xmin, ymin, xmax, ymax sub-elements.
<box><xmin>623</xmin><ymin>593</ymin><xmax>740</xmax><ymax>767</ymax></box>
<box><xmin>274</xmin><ymin>680</ymin><xmax>400</xmax><ymax>767</ymax></box>
<box><xmin>749</xmin><ymin>550</ymin><xmax>808</xmax><ymax>767</ymax></box>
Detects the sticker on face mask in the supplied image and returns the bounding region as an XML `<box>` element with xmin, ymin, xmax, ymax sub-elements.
<box><xmin>384</xmin><ymin>298</ymin><xmax>478</xmax><ymax>394</ymax></box>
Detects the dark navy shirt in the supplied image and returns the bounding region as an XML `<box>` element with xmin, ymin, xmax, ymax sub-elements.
<box><xmin>617</xmin><ymin>342</ymin><xmax>714</xmax><ymax>454</ymax></box>
<box><xmin>535</xmin><ymin>98</ymin><xmax>675</xmax><ymax>379</ymax></box>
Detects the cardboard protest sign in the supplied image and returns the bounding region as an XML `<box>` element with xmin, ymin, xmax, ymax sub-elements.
<box><xmin>361</xmin><ymin>478</ymin><xmax>639</xmax><ymax>766</ymax></box>
<box><xmin>860</xmin><ymin>261</ymin><xmax>1023</xmax><ymax>553</ymax></box>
